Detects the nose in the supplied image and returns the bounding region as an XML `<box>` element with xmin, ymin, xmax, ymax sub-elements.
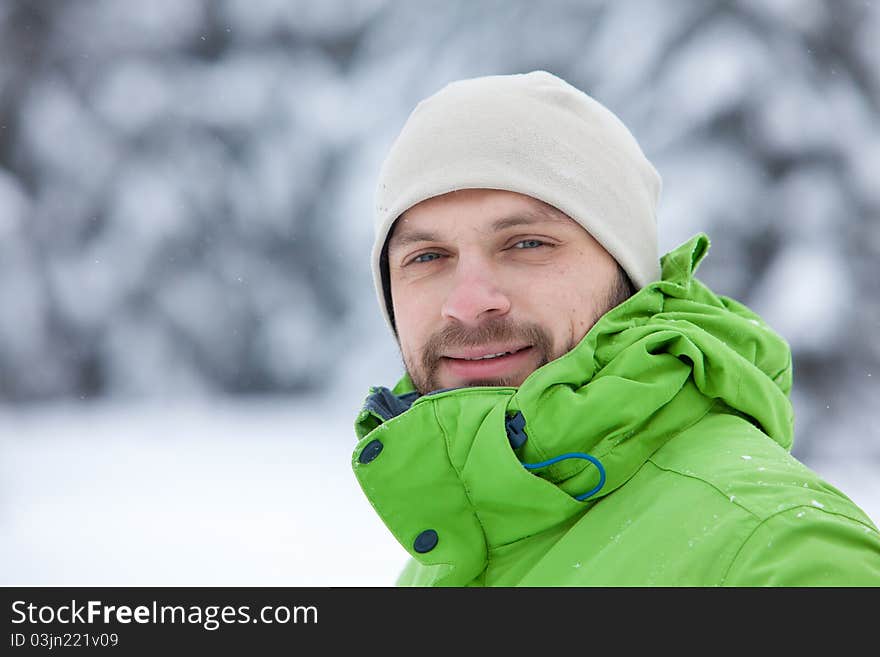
<box><xmin>440</xmin><ymin>257</ymin><xmax>511</xmax><ymax>326</ymax></box>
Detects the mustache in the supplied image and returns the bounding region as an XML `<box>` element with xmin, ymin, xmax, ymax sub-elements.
<box><xmin>420</xmin><ymin>319</ymin><xmax>553</xmax><ymax>373</ymax></box>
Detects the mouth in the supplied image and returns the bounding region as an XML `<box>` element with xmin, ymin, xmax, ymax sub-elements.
<box><xmin>440</xmin><ymin>345</ymin><xmax>534</xmax><ymax>383</ymax></box>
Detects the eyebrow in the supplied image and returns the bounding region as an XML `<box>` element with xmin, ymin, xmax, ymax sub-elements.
<box><xmin>388</xmin><ymin>206</ymin><xmax>568</xmax><ymax>251</ymax></box>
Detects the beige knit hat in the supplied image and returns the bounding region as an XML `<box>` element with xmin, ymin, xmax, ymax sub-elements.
<box><xmin>373</xmin><ymin>70</ymin><xmax>662</xmax><ymax>334</ymax></box>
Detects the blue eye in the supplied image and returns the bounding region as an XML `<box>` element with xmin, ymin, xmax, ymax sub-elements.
<box><xmin>412</xmin><ymin>252</ymin><xmax>441</xmax><ymax>263</ymax></box>
<box><xmin>514</xmin><ymin>239</ymin><xmax>544</xmax><ymax>249</ymax></box>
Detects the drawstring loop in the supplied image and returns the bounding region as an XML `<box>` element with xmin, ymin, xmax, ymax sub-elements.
<box><xmin>506</xmin><ymin>411</ymin><xmax>606</xmax><ymax>501</ymax></box>
<box><xmin>521</xmin><ymin>452</ymin><xmax>607</xmax><ymax>501</ymax></box>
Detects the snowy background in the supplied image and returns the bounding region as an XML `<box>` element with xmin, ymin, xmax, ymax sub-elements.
<box><xmin>1</xmin><ymin>0</ymin><xmax>878</xmax><ymax>585</ymax></box>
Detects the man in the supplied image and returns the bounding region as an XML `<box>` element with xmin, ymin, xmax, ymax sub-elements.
<box><xmin>352</xmin><ymin>70</ymin><xmax>880</xmax><ymax>586</ymax></box>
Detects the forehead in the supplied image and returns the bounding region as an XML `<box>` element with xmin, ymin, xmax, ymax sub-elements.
<box><xmin>388</xmin><ymin>189</ymin><xmax>575</xmax><ymax>246</ymax></box>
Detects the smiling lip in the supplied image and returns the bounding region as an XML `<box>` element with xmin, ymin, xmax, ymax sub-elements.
<box><xmin>444</xmin><ymin>344</ymin><xmax>532</xmax><ymax>360</ymax></box>
<box><xmin>441</xmin><ymin>345</ymin><xmax>533</xmax><ymax>381</ymax></box>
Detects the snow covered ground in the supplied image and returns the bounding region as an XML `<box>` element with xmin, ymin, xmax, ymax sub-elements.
<box><xmin>0</xmin><ymin>395</ymin><xmax>410</xmax><ymax>587</ymax></box>
<box><xmin>1</xmin><ymin>394</ymin><xmax>878</xmax><ymax>587</ymax></box>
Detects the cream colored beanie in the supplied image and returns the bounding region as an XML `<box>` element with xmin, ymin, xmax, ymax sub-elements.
<box><xmin>373</xmin><ymin>70</ymin><xmax>662</xmax><ymax>334</ymax></box>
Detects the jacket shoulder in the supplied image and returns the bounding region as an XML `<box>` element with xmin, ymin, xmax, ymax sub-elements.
<box><xmin>650</xmin><ymin>407</ymin><xmax>877</xmax><ymax>529</ymax></box>
<box><xmin>722</xmin><ymin>504</ymin><xmax>880</xmax><ymax>585</ymax></box>
<box><xmin>647</xmin><ymin>408</ymin><xmax>880</xmax><ymax>585</ymax></box>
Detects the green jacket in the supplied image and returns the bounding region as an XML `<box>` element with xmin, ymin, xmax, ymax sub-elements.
<box><xmin>352</xmin><ymin>233</ymin><xmax>880</xmax><ymax>586</ymax></box>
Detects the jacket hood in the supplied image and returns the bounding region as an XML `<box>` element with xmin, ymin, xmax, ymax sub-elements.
<box><xmin>352</xmin><ymin>232</ymin><xmax>794</xmax><ymax>585</ymax></box>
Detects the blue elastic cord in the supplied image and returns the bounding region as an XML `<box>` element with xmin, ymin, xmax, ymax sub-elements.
<box><xmin>521</xmin><ymin>452</ymin><xmax>607</xmax><ymax>501</ymax></box>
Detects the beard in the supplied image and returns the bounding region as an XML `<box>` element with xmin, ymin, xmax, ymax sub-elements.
<box><xmin>403</xmin><ymin>318</ymin><xmax>557</xmax><ymax>395</ymax></box>
<box><xmin>399</xmin><ymin>265</ymin><xmax>636</xmax><ymax>396</ymax></box>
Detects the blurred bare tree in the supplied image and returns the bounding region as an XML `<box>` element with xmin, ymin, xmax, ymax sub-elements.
<box><xmin>0</xmin><ymin>0</ymin><xmax>877</xmax><ymax>465</ymax></box>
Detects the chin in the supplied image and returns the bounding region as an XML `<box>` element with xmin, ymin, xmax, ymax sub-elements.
<box><xmin>466</xmin><ymin>380</ymin><xmax>520</xmax><ymax>388</ymax></box>
<box><xmin>448</xmin><ymin>374</ymin><xmax>527</xmax><ymax>389</ymax></box>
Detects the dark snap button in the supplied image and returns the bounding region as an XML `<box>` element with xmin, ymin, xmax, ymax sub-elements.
<box><xmin>413</xmin><ymin>529</ymin><xmax>439</xmax><ymax>553</ymax></box>
<box><xmin>358</xmin><ymin>439</ymin><xmax>384</xmax><ymax>464</ymax></box>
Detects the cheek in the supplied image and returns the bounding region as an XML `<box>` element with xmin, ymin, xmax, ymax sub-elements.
<box><xmin>520</xmin><ymin>271</ymin><xmax>597</xmax><ymax>343</ymax></box>
<box><xmin>392</xmin><ymin>288</ymin><xmax>438</xmax><ymax>352</ymax></box>
<box><xmin>508</xmin><ymin>279</ymin><xmax>564</xmax><ymax>344</ymax></box>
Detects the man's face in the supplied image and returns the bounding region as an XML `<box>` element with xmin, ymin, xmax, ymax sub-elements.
<box><xmin>387</xmin><ymin>189</ymin><xmax>626</xmax><ymax>395</ymax></box>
